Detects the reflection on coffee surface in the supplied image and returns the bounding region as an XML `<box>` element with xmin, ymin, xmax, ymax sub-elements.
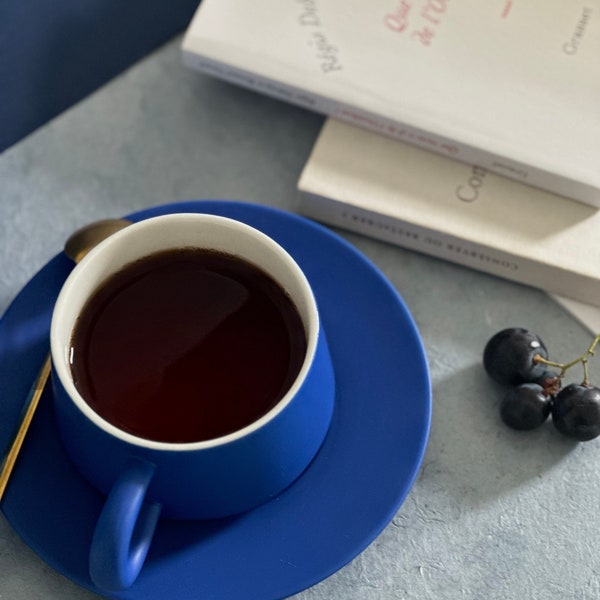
<box><xmin>69</xmin><ymin>248</ymin><xmax>307</xmax><ymax>443</ymax></box>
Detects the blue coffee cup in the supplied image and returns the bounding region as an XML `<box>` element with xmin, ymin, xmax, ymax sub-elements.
<box><xmin>50</xmin><ymin>214</ymin><xmax>335</xmax><ymax>592</ymax></box>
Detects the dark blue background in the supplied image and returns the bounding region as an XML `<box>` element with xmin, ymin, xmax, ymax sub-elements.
<box><xmin>0</xmin><ymin>0</ymin><xmax>200</xmax><ymax>152</ymax></box>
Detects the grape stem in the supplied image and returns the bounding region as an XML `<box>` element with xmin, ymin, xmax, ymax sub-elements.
<box><xmin>534</xmin><ymin>333</ymin><xmax>600</xmax><ymax>386</ymax></box>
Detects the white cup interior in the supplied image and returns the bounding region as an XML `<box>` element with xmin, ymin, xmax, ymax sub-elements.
<box><xmin>50</xmin><ymin>213</ymin><xmax>319</xmax><ymax>450</ymax></box>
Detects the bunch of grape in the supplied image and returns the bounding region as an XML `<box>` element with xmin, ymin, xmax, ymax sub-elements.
<box><xmin>483</xmin><ymin>327</ymin><xmax>600</xmax><ymax>441</ymax></box>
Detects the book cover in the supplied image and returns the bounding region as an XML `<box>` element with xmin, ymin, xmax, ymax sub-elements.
<box><xmin>181</xmin><ymin>0</ymin><xmax>600</xmax><ymax>206</ymax></box>
<box><xmin>297</xmin><ymin>118</ymin><xmax>600</xmax><ymax>308</ymax></box>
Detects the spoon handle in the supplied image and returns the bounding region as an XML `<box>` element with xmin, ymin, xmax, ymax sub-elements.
<box><xmin>0</xmin><ymin>354</ymin><xmax>51</xmax><ymax>500</ymax></box>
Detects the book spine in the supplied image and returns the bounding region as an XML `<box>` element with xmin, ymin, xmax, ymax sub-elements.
<box><xmin>182</xmin><ymin>51</ymin><xmax>600</xmax><ymax>208</ymax></box>
<box><xmin>297</xmin><ymin>191</ymin><xmax>600</xmax><ymax>308</ymax></box>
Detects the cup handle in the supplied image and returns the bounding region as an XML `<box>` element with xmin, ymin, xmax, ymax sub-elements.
<box><xmin>89</xmin><ymin>458</ymin><xmax>162</xmax><ymax>592</ymax></box>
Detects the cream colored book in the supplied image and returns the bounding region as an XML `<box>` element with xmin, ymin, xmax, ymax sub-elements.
<box><xmin>182</xmin><ymin>0</ymin><xmax>600</xmax><ymax>206</ymax></box>
<box><xmin>297</xmin><ymin>118</ymin><xmax>600</xmax><ymax>308</ymax></box>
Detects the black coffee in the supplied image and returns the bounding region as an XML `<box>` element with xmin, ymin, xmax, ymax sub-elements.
<box><xmin>69</xmin><ymin>248</ymin><xmax>307</xmax><ymax>443</ymax></box>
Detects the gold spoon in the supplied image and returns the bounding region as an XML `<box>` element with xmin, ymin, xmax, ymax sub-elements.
<box><xmin>0</xmin><ymin>218</ymin><xmax>132</xmax><ymax>500</ymax></box>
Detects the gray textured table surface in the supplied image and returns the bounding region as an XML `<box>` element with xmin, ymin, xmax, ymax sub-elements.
<box><xmin>1</xmin><ymin>36</ymin><xmax>599</xmax><ymax>600</ymax></box>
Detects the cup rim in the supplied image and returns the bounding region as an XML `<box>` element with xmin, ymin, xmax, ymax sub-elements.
<box><xmin>50</xmin><ymin>213</ymin><xmax>320</xmax><ymax>452</ymax></box>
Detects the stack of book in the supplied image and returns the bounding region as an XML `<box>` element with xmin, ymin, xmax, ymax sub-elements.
<box><xmin>181</xmin><ymin>0</ymin><xmax>600</xmax><ymax>329</ymax></box>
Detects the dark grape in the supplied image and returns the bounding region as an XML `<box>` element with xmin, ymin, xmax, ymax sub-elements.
<box><xmin>552</xmin><ymin>384</ymin><xmax>600</xmax><ymax>441</ymax></box>
<box><xmin>500</xmin><ymin>383</ymin><xmax>552</xmax><ymax>430</ymax></box>
<box><xmin>483</xmin><ymin>328</ymin><xmax>549</xmax><ymax>385</ymax></box>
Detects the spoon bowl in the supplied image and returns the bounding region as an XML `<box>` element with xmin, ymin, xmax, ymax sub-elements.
<box><xmin>64</xmin><ymin>218</ymin><xmax>132</xmax><ymax>263</ymax></box>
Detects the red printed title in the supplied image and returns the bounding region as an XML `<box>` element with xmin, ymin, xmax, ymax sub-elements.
<box><xmin>384</xmin><ymin>0</ymin><xmax>450</xmax><ymax>46</ymax></box>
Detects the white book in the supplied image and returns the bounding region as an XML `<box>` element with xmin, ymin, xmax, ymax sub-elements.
<box><xmin>181</xmin><ymin>0</ymin><xmax>600</xmax><ymax>207</ymax></box>
<box><xmin>297</xmin><ymin>118</ymin><xmax>600</xmax><ymax>308</ymax></box>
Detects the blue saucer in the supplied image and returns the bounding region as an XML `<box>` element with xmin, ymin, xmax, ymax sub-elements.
<box><xmin>0</xmin><ymin>201</ymin><xmax>431</xmax><ymax>599</ymax></box>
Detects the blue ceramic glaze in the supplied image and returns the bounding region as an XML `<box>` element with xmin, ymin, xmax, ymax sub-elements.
<box><xmin>0</xmin><ymin>201</ymin><xmax>431</xmax><ymax>600</ymax></box>
<box><xmin>89</xmin><ymin>459</ymin><xmax>161</xmax><ymax>591</ymax></box>
<box><xmin>51</xmin><ymin>328</ymin><xmax>334</xmax><ymax>518</ymax></box>
<box><xmin>49</xmin><ymin>213</ymin><xmax>336</xmax><ymax>591</ymax></box>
